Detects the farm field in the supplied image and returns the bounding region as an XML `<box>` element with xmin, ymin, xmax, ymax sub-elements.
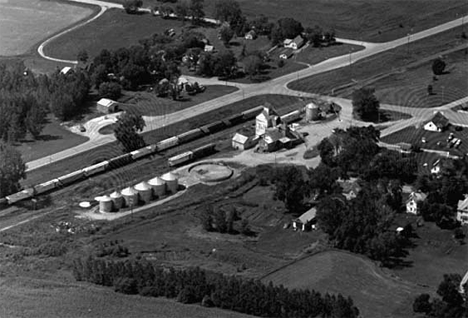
<box><xmin>15</xmin><ymin>115</ymin><xmax>89</xmax><ymax>163</ymax></box>
<box><xmin>374</xmin><ymin>48</ymin><xmax>468</xmax><ymax>108</ymax></box>
<box><xmin>263</xmin><ymin>250</ymin><xmax>430</xmax><ymax>318</ymax></box>
<box><xmin>108</xmin><ymin>0</ymin><xmax>468</xmax><ymax>42</ymax></box>
<box><xmin>120</xmin><ymin>85</ymin><xmax>239</xmax><ymax>116</ymax></box>
<box><xmin>381</xmin><ymin>124</ymin><xmax>468</xmax><ymax>157</ymax></box>
<box><xmin>44</xmin><ymin>9</ymin><xmax>185</xmax><ymax>61</ymax></box>
<box><xmin>288</xmin><ymin>26</ymin><xmax>468</xmax><ymax>99</ymax></box>
<box><xmin>24</xmin><ymin>94</ymin><xmax>309</xmax><ymax>187</ymax></box>
<box><xmin>0</xmin><ymin>0</ymin><xmax>94</xmax><ymax>56</ymax></box>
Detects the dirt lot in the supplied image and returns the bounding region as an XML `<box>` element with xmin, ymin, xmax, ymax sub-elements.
<box><xmin>0</xmin><ymin>0</ymin><xmax>94</xmax><ymax>56</ymax></box>
<box><xmin>263</xmin><ymin>250</ymin><xmax>430</xmax><ymax>318</ymax></box>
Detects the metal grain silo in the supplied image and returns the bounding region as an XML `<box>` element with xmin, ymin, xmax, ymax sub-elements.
<box><xmin>305</xmin><ymin>102</ymin><xmax>320</xmax><ymax>121</ymax></box>
<box><xmin>99</xmin><ymin>195</ymin><xmax>113</xmax><ymax>213</ymax></box>
<box><xmin>161</xmin><ymin>172</ymin><xmax>179</xmax><ymax>194</ymax></box>
<box><xmin>148</xmin><ymin>176</ymin><xmax>166</xmax><ymax>198</ymax></box>
<box><xmin>121</xmin><ymin>187</ymin><xmax>139</xmax><ymax>207</ymax></box>
<box><xmin>110</xmin><ymin>190</ymin><xmax>124</xmax><ymax>210</ymax></box>
<box><xmin>134</xmin><ymin>181</ymin><xmax>152</xmax><ymax>204</ymax></box>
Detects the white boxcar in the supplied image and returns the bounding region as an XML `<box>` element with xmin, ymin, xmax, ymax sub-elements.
<box><xmin>157</xmin><ymin>136</ymin><xmax>179</xmax><ymax>151</ymax></box>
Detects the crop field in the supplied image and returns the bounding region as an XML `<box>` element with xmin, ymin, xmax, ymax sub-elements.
<box><xmin>288</xmin><ymin>26</ymin><xmax>468</xmax><ymax>98</ymax></box>
<box><xmin>44</xmin><ymin>8</ymin><xmax>185</xmax><ymax>61</ymax></box>
<box><xmin>263</xmin><ymin>250</ymin><xmax>430</xmax><ymax>318</ymax></box>
<box><xmin>0</xmin><ymin>0</ymin><xmax>94</xmax><ymax>56</ymax></box>
<box><xmin>381</xmin><ymin>125</ymin><xmax>468</xmax><ymax>157</ymax></box>
<box><xmin>109</xmin><ymin>0</ymin><xmax>468</xmax><ymax>42</ymax></box>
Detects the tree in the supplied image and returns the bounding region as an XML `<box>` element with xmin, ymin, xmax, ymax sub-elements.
<box><xmin>213</xmin><ymin>0</ymin><xmax>244</xmax><ymax>33</ymax></box>
<box><xmin>243</xmin><ymin>54</ymin><xmax>262</xmax><ymax>79</ymax></box>
<box><xmin>189</xmin><ymin>0</ymin><xmax>205</xmax><ymax>24</ymax></box>
<box><xmin>352</xmin><ymin>87</ymin><xmax>380</xmax><ymax>121</ymax></box>
<box><xmin>0</xmin><ymin>142</ymin><xmax>26</xmax><ymax>197</ymax></box>
<box><xmin>98</xmin><ymin>82</ymin><xmax>122</xmax><ymax>100</ymax></box>
<box><xmin>219</xmin><ymin>25</ymin><xmax>235</xmax><ymax>45</ymax></box>
<box><xmin>123</xmin><ymin>0</ymin><xmax>143</xmax><ymax>14</ymax></box>
<box><xmin>305</xmin><ymin>25</ymin><xmax>323</xmax><ymax>47</ymax></box>
<box><xmin>432</xmin><ymin>57</ymin><xmax>446</xmax><ymax>76</ymax></box>
<box><xmin>427</xmin><ymin>84</ymin><xmax>433</xmax><ymax>95</ymax></box>
<box><xmin>274</xmin><ymin>166</ymin><xmax>307</xmax><ymax>212</ymax></box>
<box><xmin>114</xmin><ymin>111</ymin><xmax>146</xmax><ymax>152</ymax></box>
<box><xmin>413</xmin><ymin>294</ymin><xmax>432</xmax><ymax>314</ymax></box>
<box><xmin>91</xmin><ymin>64</ymin><xmax>109</xmax><ymax>89</ymax></box>
<box><xmin>271</xmin><ymin>17</ymin><xmax>304</xmax><ymax>44</ymax></box>
<box><xmin>175</xmin><ymin>1</ymin><xmax>189</xmax><ymax>21</ymax></box>
<box><xmin>213</xmin><ymin>51</ymin><xmax>237</xmax><ymax>78</ymax></box>
<box><xmin>77</xmin><ymin>49</ymin><xmax>89</xmax><ymax>64</ymax></box>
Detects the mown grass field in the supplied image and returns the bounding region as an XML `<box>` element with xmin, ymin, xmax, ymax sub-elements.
<box><xmin>109</xmin><ymin>0</ymin><xmax>468</xmax><ymax>42</ymax></box>
<box><xmin>0</xmin><ymin>0</ymin><xmax>94</xmax><ymax>56</ymax></box>
<box><xmin>288</xmin><ymin>26</ymin><xmax>468</xmax><ymax>99</ymax></box>
<box><xmin>263</xmin><ymin>250</ymin><xmax>430</xmax><ymax>318</ymax></box>
<box><xmin>295</xmin><ymin>43</ymin><xmax>364</xmax><ymax>66</ymax></box>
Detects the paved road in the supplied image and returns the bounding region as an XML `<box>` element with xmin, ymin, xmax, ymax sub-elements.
<box><xmin>26</xmin><ymin>3</ymin><xmax>468</xmax><ymax>171</ymax></box>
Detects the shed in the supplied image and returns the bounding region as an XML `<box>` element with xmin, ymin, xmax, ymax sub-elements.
<box><xmin>232</xmin><ymin>132</ymin><xmax>257</xmax><ymax>150</ymax></box>
<box><xmin>293</xmin><ymin>208</ymin><xmax>317</xmax><ymax>231</ymax></box>
<box><xmin>97</xmin><ymin>98</ymin><xmax>118</xmax><ymax>114</ymax></box>
<box><xmin>134</xmin><ymin>181</ymin><xmax>152</xmax><ymax>204</ymax></box>
<box><xmin>424</xmin><ymin>112</ymin><xmax>449</xmax><ymax>132</ymax></box>
<box><xmin>406</xmin><ymin>191</ymin><xmax>427</xmax><ymax>215</ymax></box>
<box><xmin>121</xmin><ymin>187</ymin><xmax>139</xmax><ymax>207</ymax></box>
<box><xmin>60</xmin><ymin>66</ymin><xmax>72</xmax><ymax>75</ymax></box>
<box><xmin>148</xmin><ymin>176</ymin><xmax>166</xmax><ymax>198</ymax></box>
<box><xmin>110</xmin><ymin>190</ymin><xmax>124</xmax><ymax>210</ymax></box>
<box><xmin>204</xmin><ymin>45</ymin><xmax>214</xmax><ymax>52</ymax></box>
<box><xmin>161</xmin><ymin>172</ymin><xmax>179</xmax><ymax>194</ymax></box>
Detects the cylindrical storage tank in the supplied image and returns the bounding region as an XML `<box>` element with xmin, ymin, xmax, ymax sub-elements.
<box><xmin>148</xmin><ymin>176</ymin><xmax>166</xmax><ymax>198</ymax></box>
<box><xmin>305</xmin><ymin>102</ymin><xmax>320</xmax><ymax>121</ymax></box>
<box><xmin>161</xmin><ymin>172</ymin><xmax>179</xmax><ymax>194</ymax></box>
<box><xmin>99</xmin><ymin>195</ymin><xmax>113</xmax><ymax>213</ymax></box>
<box><xmin>121</xmin><ymin>187</ymin><xmax>139</xmax><ymax>207</ymax></box>
<box><xmin>110</xmin><ymin>190</ymin><xmax>124</xmax><ymax>210</ymax></box>
<box><xmin>134</xmin><ymin>181</ymin><xmax>152</xmax><ymax>204</ymax></box>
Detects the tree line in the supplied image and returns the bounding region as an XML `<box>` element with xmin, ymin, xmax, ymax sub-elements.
<box><xmin>72</xmin><ymin>256</ymin><xmax>359</xmax><ymax>318</ymax></box>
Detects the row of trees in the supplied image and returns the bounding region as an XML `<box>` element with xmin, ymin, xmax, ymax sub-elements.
<box><xmin>0</xmin><ymin>142</ymin><xmax>26</xmax><ymax>198</ymax></box>
<box><xmin>200</xmin><ymin>204</ymin><xmax>251</xmax><ymax>235</ymax></box>
<box><xmin>72</xmin><ymin>256</ymin><xmax>359</xmax><ymax>317</ymax></box>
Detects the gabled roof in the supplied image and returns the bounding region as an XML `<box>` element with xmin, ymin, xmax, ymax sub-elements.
<box><xmin>97</xmin><ymin>98</ymin><xmax>117</xmax><ymax>107</ymax></box>
<box><xmin>296</xmin><ymin>207</ymin><xmax>317</xmax><ymax>224</ymax></box>
<box><xmin>458</xmin><ymin>197</ymin><xmax>468</xmax><ymax>212</ymax></box>
<box><xmin>428</xmin><ymin>112</ymin><xmax>449</xmax><ymax>128</ymax></box>
<box><xmin>407</xmin><ymin>191</ymin><xmax>427</xmax><ymax>203</ymax></box>
<box><xmin>292</xmin><ymin>35</ymin><xmax>304</xmax><ymax>44</ymax></box>
<box><xmin>264</xmin><ymin>127</ymin><xmax>283</xmax><ymax>143</ymax></box>
<box><xmin>256</xmin><ymin>106</ymin><xmax>279</xmax><ymax>121</ymax></box>
<box><xmin>232</xmin><ymin>132</ymin><xmax>250</xmax><ymax>144</ymax></box>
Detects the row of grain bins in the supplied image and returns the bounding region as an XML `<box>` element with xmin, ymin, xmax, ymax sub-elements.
<box><xmin>97</xmin><ymin>172</ymin><xmax>179</xmax><ymax>213</ymax></box>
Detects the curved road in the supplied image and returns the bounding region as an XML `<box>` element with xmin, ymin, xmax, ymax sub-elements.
<box><xmin>27</xmin><ymin>1</ymin><xmax>468</xmax><ymax>171</ymax></box>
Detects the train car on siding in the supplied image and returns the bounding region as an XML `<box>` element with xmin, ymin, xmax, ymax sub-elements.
<box><xmin>82</xmin><ymin>160</ymin><xmax>109</xmax><ymax>177</ymax></box>
<box><xmin>156</xmin><ymin>136</ymin><xmax>179</xmax><ymax>151</ymax></box>
<box><xmin>57</xmin><ymin>170</ymin><xmax>85</xmax><ymax>186</ymax></box>
<box><xmin>176</xmin><ymin>128</ymin><xmax>204</xmax><ymax>144</ymax></box>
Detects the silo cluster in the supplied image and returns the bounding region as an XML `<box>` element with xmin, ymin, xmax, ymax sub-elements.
<box><xmin>95</xmin><ymin>172</ymin><xmax>180</xmax><ymax>213</ymax></box>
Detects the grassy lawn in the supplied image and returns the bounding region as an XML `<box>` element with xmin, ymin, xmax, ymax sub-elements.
<box><xmin>296</xmin><ymin>43</ymin><xmax>364</xmax><ymax>65</ymax></box>
<box><xmin>108</xmin><ymin>0</ymin><xmax>468</xmax><ymax>42</ymax></box>
<box><xmin>288</xmin><ymin>26</ymin><xmax>468</xmax><ymax>98</ymax></box>
<box><xmin>25</xmin><ymin>94</ymin><xmax>308</xmax><ymax>186</ymax></box>
<box><xmin>374</xmin><ymin>48</ymin><xmax>468</xmax><ymax>108</ymax></box>
<box><xmin>389</xmin><ymin>215</ymin><xmax>468</xmax><ymax>290</ymax></box>
<box><xmin>120</xmin><ymin>85</ymin><xmax>238</xmax><ymax>116</ymax></box>
<box><xmin>263</xmin><ymin>250</ymin><xmax>430</xmax><ymax>318</ymax></box>
<box><xmin>381</xmin><ymin>125</ymin><xmax>468</xmax><ymax>157</ymax></box>
<box><xmin>0</xmin><ymin>0</ymin><xmax>93</xmax><ymax>56</ymax></box>
<box><xmin>15</xmin><ymin>115</ymin><xmax>89</xmax><ymax>163</ymax></box>
<box><xmin>44</xmin><ymin>8</ymin><xmax>186</xmax><ymax>61</ymax></box>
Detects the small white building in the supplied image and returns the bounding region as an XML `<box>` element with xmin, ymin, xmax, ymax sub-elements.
<box><xmin>457</xmin><ymin>196</ymin><xmax>468</xmax><ymax>225</ymax></box>
<box><xmin>406</xmin><ymin>191</ymin><xmax>427</xmax><ymax>215</ymax></box>
<box><xmin>232</xmin><ymin>133</ymin><xmax>257</xmax><ymax>150</ymax></box>
<box><xmin>293</xmin><ymin>208</ymin><xmax>317</xmax><ymax>231</ymax></box>
<box><xmin>431</xmin><ymin>159</ymin><xmax>441</xmax><ymax>174</ymax></box>
<box><xmin>424</xmin><ymin>112</ymin><xmax>449</xmax><ymax>132</ymax></box>
<box><xmin>97</xmin><ymin>98</ymin><xmax>119</xmax><ymax>114</ymax></box>
<box><xmin>283</xmin><ymin>35</ymin><xmax>304</xmax><ymax>50</ymax></box>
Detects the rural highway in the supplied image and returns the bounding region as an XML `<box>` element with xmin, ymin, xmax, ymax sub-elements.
<box><xmin>27</xmin><ymin>1</ymin><xmax>468</xmax><ymax>171</ymax></box>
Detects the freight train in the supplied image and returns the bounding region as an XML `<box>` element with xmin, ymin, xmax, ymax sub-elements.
<box><xmin>3</xmin><ymin>106</ymin><xmax>265</xmax><ymax>205</ymax></box>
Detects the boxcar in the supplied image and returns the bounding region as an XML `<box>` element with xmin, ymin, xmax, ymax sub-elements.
<box><xmin>57</xmin><ymin>170</ymin><xmax>85</xmax><ymax>186</ymax></box>
<box><xmin>168</xmin><ymin>151</ymin><xmax>193</xmax><ymax>166</ymax></box>
<box><xmin>82</xmin><ymin>161</ymin><xmax>109</xmax><ymax>177</ymax></box>
<box><xmin>108</xmin><ymin>153</ymin><xmax>133</xmax><ymax>169</ymax></box>
<box><xmin>177</xmin><ymin>129</ymin><xmax>204</xmax><ymax>143</ymax></box>
<box><xmin>156</xmin><ymin>136</ymin><xmax>179</xmax><ymax>151</ymax></box>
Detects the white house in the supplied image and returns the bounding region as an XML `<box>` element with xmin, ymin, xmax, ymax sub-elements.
<box><xmin>424</xmin><ymin>112</ymin><xmax>449</xmax><ymax>132</ymax></box>
<box><xmin>232</xmin><ymin>133</ymin><xmax>258</xmax><ymax>150</ymax></box>
<box><xmin>293</xmin><ymin>207</ymin><xmax>317</xmax><ymax>231</ymax></box>
<box><xmin>457</xmin><ymin>196</ymin><xmax>468</xmax><ymax>225</ymax></box>
<box><xmin>255</xmin><ymin>106</ymin><xmax>281</xmax><ymax>137</ymax></box>
<box><xmin>406</xmin><ymin>191</ymin><xmax>427</xmax><ymax>215</ymax></box>
<box><xmin>284</xmin><ymin>35</ymin><xmax>304</xmax><ymax>50</ymax></box>
<box><xmin>97</xmin><ymin>98</ymin><xmax>118</xmax><ymax>114</ymax></box>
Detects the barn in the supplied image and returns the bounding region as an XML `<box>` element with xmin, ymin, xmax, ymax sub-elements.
<box><xmin>97</xmin><ymin>98</ymin><xmax>119</xmax><ymax>114</ymax></box>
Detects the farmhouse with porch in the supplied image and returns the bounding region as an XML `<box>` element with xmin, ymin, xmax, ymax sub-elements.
<box><xmin>406</xmin><ymin>191</ymin><xmax>427</xmax><ymax>215</ymax></box>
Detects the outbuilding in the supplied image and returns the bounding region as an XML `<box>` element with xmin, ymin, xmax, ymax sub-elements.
<box><xmin>457</xmin><ymin>196</ymin><xmax>468</xmax><ymax>225</ymax></box>
<box><xmin>232</xmin><ymin>132</ymin><xmax>257</xmax><ymax>150</ymax></box>
<box><xmin>97</xmin><ymin>98</ymin><xmax>119</xmax><ymax>114</ymax></box>
<box><xmin>406</xmin><ymin>191</ymin><xmax>427</xmax><ymax>215</ymax></box>
<box><xmin>424</xmin><ymin>112</ymin><xmax>449</xmax><ymax>132</ymax></box>
<box><xmin>293</xmin><ymin>208</ymin><xmax>317</xmax><ymax>231</ymax></box>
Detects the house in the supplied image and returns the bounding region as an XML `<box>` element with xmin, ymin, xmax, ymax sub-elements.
<box><xmin>232</xmin><ymin>133</ymin><xmax>258</xmax><ymax>150</ymax></box>
<box><xmin>204</xmin><ymin>45</ymin><xmax>215</xmax><ymax>52</ymax></box>
<box><xmin>406</xmin><ymin>191</ymin><xmax>427</xmax><ymax>215</ymax></box>
<box><xmin>244</xmin><ymin>30</ymin><xmax>257</xmax><ymax>40</ymax></box>
<box><xmin>424</xmin><ymin>112</ymin><xmax>449</xmax><ymax>132</ymax></box>
<box><xmin>255</xmin><ymin>106</ymin><xmax>281</xmax><ymax>137</ymax></box>
<box><xmin>339</xmin><ymin>180</ymin><xmax>362</xmax><ymax>200</ymax></box>
<box><xmin>96</xmin><ymin>98</ymin><xmax>119</xmax><ymax>114</ymax></box>
<box><xmin>457</xmin><ymin>196</ymin><xmax>468</xmax><ymax>225</ymax></box>
<box><xmin>293</xmin><ymin>207</ymin><xmax>317</xmax><ymax>231</ymax></box>
<box><xmin>279</xmin><ymin>48</ymin><xmax>293</xmax><ymax>59</ymax></box>
<box><xmin>284</xmin><ymin>35</ymin><xmax>305</xmax><ymax>50</ymax></box>
<box><xmin>60</xmin><ymin>66</ymin><xmax>72</xmax><ymax>75</ymax></box>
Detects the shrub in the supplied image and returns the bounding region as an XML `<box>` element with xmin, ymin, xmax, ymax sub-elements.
<box><xmin>114</xmin><ymin>277</ymin><xmax>138</xmax><ymax>294</ymax></box>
